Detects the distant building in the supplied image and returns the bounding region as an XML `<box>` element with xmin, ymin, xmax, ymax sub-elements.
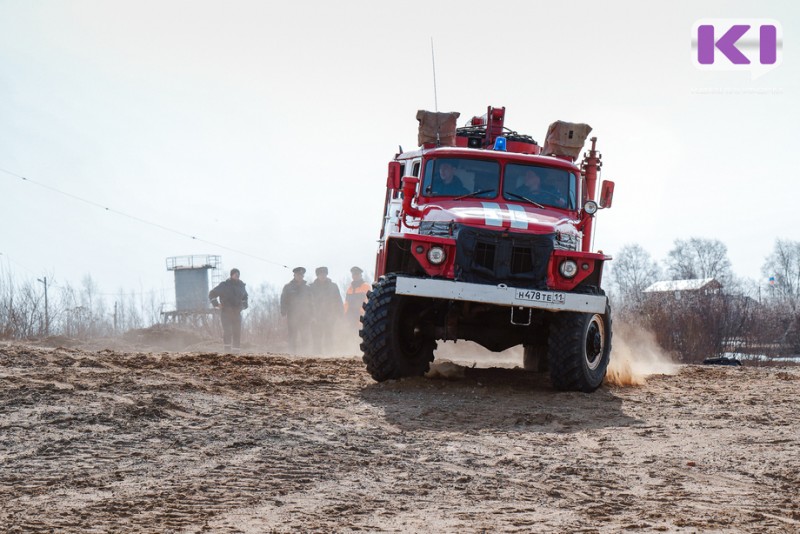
<box><xmin>643</xmin><ymin>278</ymin><xmax>722</xmax><ymax>300</ymax></box>
<box><xmin>162</xmin><ymin>255</ymin><xmax>223</xmax><ymax>324</ymax></box>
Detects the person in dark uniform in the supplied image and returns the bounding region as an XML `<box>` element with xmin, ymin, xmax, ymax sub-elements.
<box><xmin>280</xmin><ymin>266</ymin><xmax>313</xmax><ymax>353</ymax></box>
<box><xmin>209</xmin><ymin>268</ymin><xmax>248</xmax><ymax>352</ymax></box>
<box><xmin>432</xmin><ymin>161</ymin><xmax>469</xmax><ymax>196</ymax></box>
<box><xmin>309</xmin><ymin>266</ymin><xmax>343</xmax><ymax>354</ymax></box>
<box><xmin>514</xmin><ymin>168</ymin><xmax>567</xmax><ymax>207</ymax></box>
<box><xmin>344</xmin><ymin>266</ymin><xmax>371</xmax><ymax>329</ymax></box>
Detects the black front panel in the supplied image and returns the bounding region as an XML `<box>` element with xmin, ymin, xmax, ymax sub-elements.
<box><xmin>455</xmin><ymin>226</ymin><xmax>554</xmax><ymax>289</ymax></box>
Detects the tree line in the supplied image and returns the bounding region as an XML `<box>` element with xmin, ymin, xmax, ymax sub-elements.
<box><xmin>610</xmin><ymin>238</ymin><xmax>800</xmax><ymax>362</ymax></box>
<box><xmin>0</xmin><ymin>272</ymin><xmax>164</xmax><ymax>340</ymax></box>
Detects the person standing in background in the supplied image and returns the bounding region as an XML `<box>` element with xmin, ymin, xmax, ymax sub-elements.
<box><xmin>309</xmin><ymin>266</ymin><xmax>343</xmax><ymax>354</ymax></box>
<box><xmin>209</xmin><ymin>268</ymin><xmax>248</xmax><ymax>352</ymax></box>
<box><xmin>344</xmin><ymin>266</ymin><xmax>371</xmax><ymax>330</ymax></box>
<box><xmin>280</xmin><ymin>267</ymin><xmax>313</xmax><ymax>353</ymax></box>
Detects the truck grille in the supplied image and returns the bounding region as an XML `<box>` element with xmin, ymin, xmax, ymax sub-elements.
<box><xmin>454</xmin><ymin>226</ymin><xmax>554</xmax><ymax>289</ymax></box>
<box><xmin>511</xmin><ymin>246</ymin><xmax>534</xmax><ymax>274</ymax></box>
<box><xmin>474</xmin><ymin>242</ymin><xmax>496</xmax><ymax>271</ymax></box>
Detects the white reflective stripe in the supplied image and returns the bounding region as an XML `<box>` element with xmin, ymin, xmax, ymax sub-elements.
<box><xmin>480</xmin><ymin>202</ymin><xmax>503</xmax><ymax>227</ymax></box>
<box><xmin>506</xmin><ymin>204</ymin><xmax>529</xmax><ymax>230</ymax></box>
<box><xmin>395</xmin><ymin>276</ymin><xmax>607</xmax><ymax>314</ymax></box>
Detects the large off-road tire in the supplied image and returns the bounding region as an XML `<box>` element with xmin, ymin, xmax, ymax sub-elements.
<box><xmin>546</xmin><ymin>303</ymin><xmax>612</xmax><ymax>392</ymax></box>
<box><xmin>360</xmin><ymin>275</ymin><xmax>437</xmax><ymax>381</ymax></box>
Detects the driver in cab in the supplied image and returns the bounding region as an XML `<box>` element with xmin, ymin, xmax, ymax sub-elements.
<box><xmin>431</xmin><ymin>161</ymin><xmax>469</xmax><ymax>197</ymax></box>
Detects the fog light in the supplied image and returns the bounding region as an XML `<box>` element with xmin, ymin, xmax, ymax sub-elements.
<box><xmin>559</xmin><ymin>260</ymin><xmax>578</xmax><ymax>278</ymax></box>
<box><xmin>584</xmin><ymin>200</ymin><xmax>598</xmax><ymax>215</ymax></box>
<box><xmin>415</xmin><ymin>245</ymin><xmax>425</xmax><ymax>254</ymax></box>
<box><xmin>427</xmin><ymin>246</ymin><xmax>446</xmax><ymax>265</ymax></box>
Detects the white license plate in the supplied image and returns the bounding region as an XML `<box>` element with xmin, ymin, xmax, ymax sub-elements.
<box><xmin>514</xmin><ymin>289</ymin><xmax>566</xmax><ymax>305</ymax></box>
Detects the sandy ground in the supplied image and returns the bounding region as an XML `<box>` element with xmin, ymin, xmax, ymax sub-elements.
<box><xmin>1</xmin><ymin>340</ymin><xmax>799</xmax><ymax>533</ymax></box>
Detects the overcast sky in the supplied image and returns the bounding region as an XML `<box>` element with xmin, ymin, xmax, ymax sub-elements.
<box><xmin>1</xmin><ymin>1</ymin><xmax>798</xmax><ymax>307</ymax></box>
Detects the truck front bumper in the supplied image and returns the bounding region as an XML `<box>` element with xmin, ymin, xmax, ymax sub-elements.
<box><xmin>394</xmin><ymin>276</ymin><xmax>607</xmax><ymax>314</ymax></box>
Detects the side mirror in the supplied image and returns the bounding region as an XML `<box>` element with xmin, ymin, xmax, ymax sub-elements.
<box><xmin>387</xmin><ymin>162</ymin><xmax>401</xmax><ymax>190</ymax></box>
<box><xmin>600</xmin><ymin>180</ymin><xmax>615</xmax><ymax>208</ymax></box>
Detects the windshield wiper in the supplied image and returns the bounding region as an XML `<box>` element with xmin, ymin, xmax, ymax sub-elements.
<box><xmin>453</xmin><ymin>189</ymin><xmax>496</xmax><ymax>200</ymax></box>
<box><xmin>506</xmin><ymin>191</ymin><xmax>545</xmax><ymax>209</ymax></box>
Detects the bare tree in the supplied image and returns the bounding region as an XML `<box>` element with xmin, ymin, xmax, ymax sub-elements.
<box><xmin>0</xmin><ymin>267</ymin><xmax>47</xmax><ymax>339</ymax></box>
<box><xmin>639</xmin><ymin>289</ymin><xmax>751</xmax><ymax>362</ymax></box>
<box><xmin>762</xmin><ymin>239</ymin><xmax>800</xmax><ymax>309</ymax></box>
<box><xmin>118</xmin><ymin>290</ymin><xmax>141</xmax><ymax>332</ymax></box>
<box><xmin>610</xmin><ymin>244</ymin><xmax>660</xmax><ymax>308</ymax></box>
<box><xmin>243</xmin><ymin>283</ymin><xmax>284</xmax><ymax>349</ymax></box>
<box><xmin>666</xmin><ymin>237</ymin><xmax>733</xmax><ymax>285</ymax></box>
<box><xmin>70</xmin><ymin>274</ymin><xmax>114</xmax><ymax>338</ymax></box>
<box><xmin>145</xmin><ymin>290</ymin><xmax>164</xmax><ymax>326</ymax></box>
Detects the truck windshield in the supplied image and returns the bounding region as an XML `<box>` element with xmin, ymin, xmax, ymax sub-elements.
<box><xmin>503</xmin><ymin>163</ymin><xmax>577</xmax><ymax>210</ymax></box>
<box><xmin>422</xmin><ymin>158</ymin><xmax>500</xmax><ymax>198</ymax></box>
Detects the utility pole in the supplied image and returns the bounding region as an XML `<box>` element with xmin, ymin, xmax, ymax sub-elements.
<box><xmin>37</xmin><ymin>276</ymin><xmax>49</xmax><ymax>336</ymax></box>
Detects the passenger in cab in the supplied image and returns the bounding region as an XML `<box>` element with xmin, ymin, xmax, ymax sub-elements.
<box><xmin>514</xmin><ymin>168</ymin><xmax>567</xmax><ymax>208</ymax></box>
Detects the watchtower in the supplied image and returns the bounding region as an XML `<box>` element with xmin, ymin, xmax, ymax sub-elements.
<box><xmin>162</xmin><ymin>255</ymin><xmax>223</xmax><ymax>323</ymax></box>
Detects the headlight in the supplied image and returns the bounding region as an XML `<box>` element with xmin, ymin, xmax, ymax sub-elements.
<box><xmin>427</xmin><ymin>246</ymin><xmax>446</xmax><ymax>265</ymax></box>
<box><xmin>559</xmin><ymin>260</ymin><xmax>578</xmax><ymax>278</ymax></box>
<box><xmin>583</xmin><ymin>200</ymin><xmax>598</xmax><ymax>215</ymax></box>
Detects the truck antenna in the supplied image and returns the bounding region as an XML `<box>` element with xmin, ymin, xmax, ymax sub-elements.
<box><xmin>430</xmin><ymin>37</ymin><xmax>439</xmax><ymax>112</ymax></box>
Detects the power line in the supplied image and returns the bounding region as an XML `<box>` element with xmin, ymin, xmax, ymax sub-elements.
<box><xmin>0</xmin><ymin>166</ymin><xmax>290</xmax><ymax>270</ymax></box>
<box><xmin>0</xmin><ymin>252</ymin><xmax>40</xmax><ymax>276</ymax></box>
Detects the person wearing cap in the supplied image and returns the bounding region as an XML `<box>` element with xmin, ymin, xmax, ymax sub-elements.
<box><xmin>280</xmin><ymin>266</ymin><xmax>313</xmax><ymax>353</ymax></box>
<box><xmin>209</xmin><ymin>268</ymin><xmax>249</xmax><ymax>352</ymax></box>
<box><xmin>344</xmin><ymin>266</ymin><xmax>371</xmax><ymax>328</ymax></box>
<box><xmin>309</xmin><ymin>266</ymin><xmax>343</xmax><ymax>354</ymax></box>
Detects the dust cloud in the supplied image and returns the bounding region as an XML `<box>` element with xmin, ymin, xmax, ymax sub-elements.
<box><xmin>425</xmin><ymin>359</ymin><xmax>467</xmax><ymax>379</ymax></box>
<box><xmin>432</xmin><ymin>323</ymin><xmax>678</xmax><ymax>388</ymax></box>
<box><xmin>606</xmin><ymin>322</ymin><xmax>678</xmax><ymax>387</ymax></box>
<box><xmin>110</xmin><ymin>320</ymin><xmax>675</xmax><ymax>388</ymax></box>
<box><xmin>435</xmin><ymin>341</ymin><xmax>521</xmax><ymax>368</ymax></box>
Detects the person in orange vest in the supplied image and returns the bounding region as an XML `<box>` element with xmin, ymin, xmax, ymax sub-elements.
<box><xmin>344</xmin><ymin>266</ymin><xmax>371</xmax><ymax>328</ymax></box>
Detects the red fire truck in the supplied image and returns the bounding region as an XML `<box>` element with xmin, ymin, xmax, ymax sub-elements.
<box><xmin>360</xmin><ymin>106</ymin><xmax>615</xmax><ymax>392</ymax></box>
